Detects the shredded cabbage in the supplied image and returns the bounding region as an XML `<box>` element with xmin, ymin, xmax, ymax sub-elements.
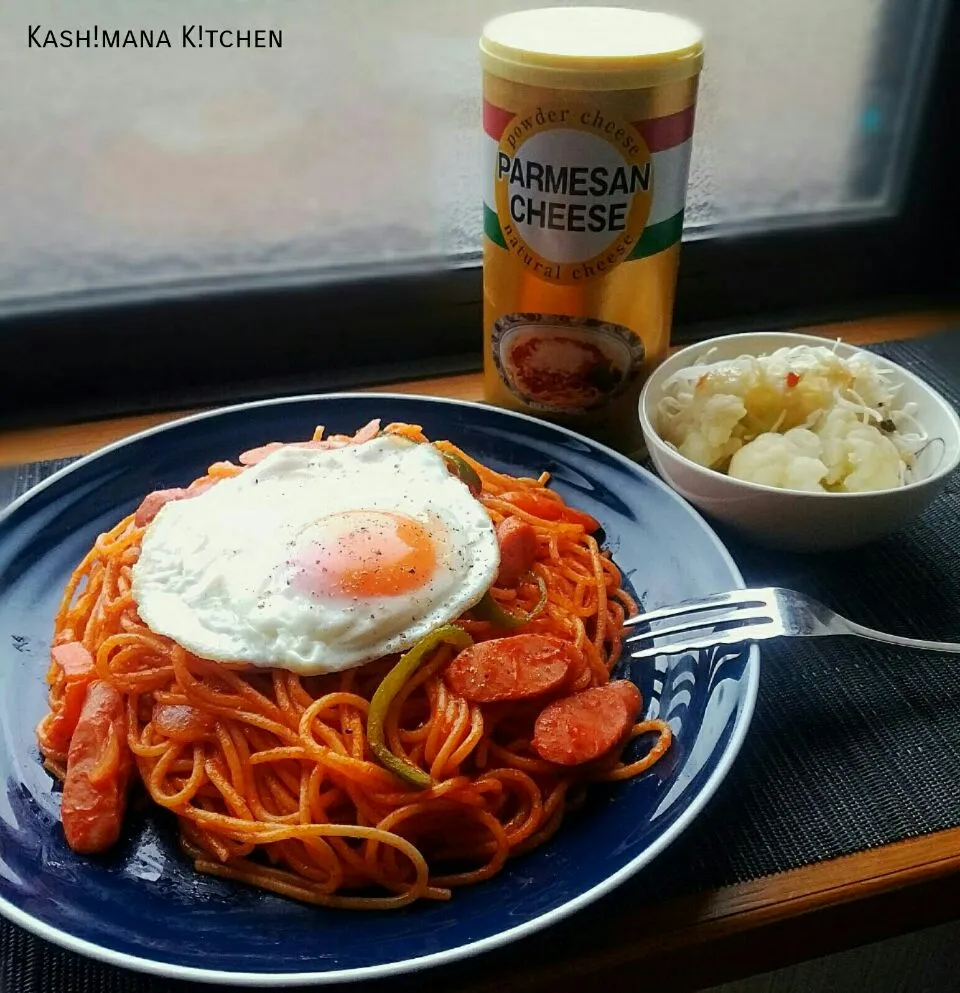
<box><xmin>655</xmin><ymin>344</ymin><xmax>927</xmax><ymax>493</ymax></box>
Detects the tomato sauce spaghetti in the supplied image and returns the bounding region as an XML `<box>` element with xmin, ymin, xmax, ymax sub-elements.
<box><xmin>37</xmin><ymin>422</ymin><xmax>671</xmax><ymax>908</ymax></box>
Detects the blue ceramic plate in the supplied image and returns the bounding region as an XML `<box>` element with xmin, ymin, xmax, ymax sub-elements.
<box><xmin>0</xmin><ymin>394</ymin><xmax>759</xmax><ymax>985</ymax></box>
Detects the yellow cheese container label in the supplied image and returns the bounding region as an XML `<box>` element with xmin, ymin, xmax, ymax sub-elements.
<box><xmin>480</xmin><ymin>8</ymin><xmax>703</xmax><ymax>454</ymax></box>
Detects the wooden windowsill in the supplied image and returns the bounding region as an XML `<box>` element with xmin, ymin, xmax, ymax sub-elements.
<box><xmin>0</xmin><ymin>310</ymin><xmax>954</xmax><ymax>468</ymax></box>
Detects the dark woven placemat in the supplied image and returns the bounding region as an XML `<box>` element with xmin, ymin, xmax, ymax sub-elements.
<box><xmin>3</xmin><ymin>332</ymin><xmax>960</xmax><ymax>992</ymax></box>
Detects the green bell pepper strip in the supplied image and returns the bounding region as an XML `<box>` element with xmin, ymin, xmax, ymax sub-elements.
<box><xmin>367</xmin><ymin>624</ymin><xmax>474</xmax><ymax>789</ymax></box>
<box><xmin>438</xmin><ymin>450</ymin><xmax>483</xmax><ymax>497</ymax></box>
<box><xmin>471</xmin><ymin>573</ymin><xmax>548</xmax><ymax>630</ymax></box>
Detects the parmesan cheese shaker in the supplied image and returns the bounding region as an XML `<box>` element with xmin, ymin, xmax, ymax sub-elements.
<box><xmin>480</xmin><ymin>7</ymin><xmax>703</xmax><ymax>455</ymax></box>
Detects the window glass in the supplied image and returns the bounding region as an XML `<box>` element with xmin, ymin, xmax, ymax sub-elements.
<box><xmin>0</xmin><ymin>0</ymin><xmax>944</xmax><ymax>304</ymax></box>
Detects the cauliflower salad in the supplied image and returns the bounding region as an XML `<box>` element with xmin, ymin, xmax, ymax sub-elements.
<box><xmin>655</xmin><ymin>344</ymin><xmax>927</xmax><ymax>493</ymax></box>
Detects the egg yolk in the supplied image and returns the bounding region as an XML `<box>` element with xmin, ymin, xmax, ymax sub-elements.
<box><xmin>292</xmin><ymin>510</ymin><xmax>438</xmax><ymax>599</ymax></box>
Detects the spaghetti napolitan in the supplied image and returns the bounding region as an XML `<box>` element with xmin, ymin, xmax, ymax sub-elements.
<box><xmin>37</xmin><ymin>421</ymin><xmax>671</xmax><ymax>908</ymax></box>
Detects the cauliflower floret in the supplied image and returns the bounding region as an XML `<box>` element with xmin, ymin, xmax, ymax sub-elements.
<box><xmin>727</xmin><ymin>428</ymin><xmax>828</xmax><ymax>491</ymax></box>
<box><xmin>815</xmin><ymin>407</ymin><xmax>903</xmax><ymax>492</ymax></box>
<box><xmin>661</xmin><ymin>393</ymin><xmax>747</xmax><ymax>468</ymax></box>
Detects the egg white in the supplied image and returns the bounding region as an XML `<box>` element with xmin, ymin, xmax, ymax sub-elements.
<box><xmin>131</xmin><ymin>436</ymin><xmax>500</xmax><ymax>674</ymax></box>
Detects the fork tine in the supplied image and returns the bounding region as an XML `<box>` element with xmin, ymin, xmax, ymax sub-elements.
<box><xmin>622</xmin><ymin>588</ymin><xmax>771</xmax><ymax>627</ymax></box>
<box><xmin>628</xmin><ymin>621</ymin><xmax>780</xmax><ymax>660</ymax></box>
<box><xmin>624</xmin><ymin>609</ymin><xmax>773</xmax><ymax>646</ymax></box>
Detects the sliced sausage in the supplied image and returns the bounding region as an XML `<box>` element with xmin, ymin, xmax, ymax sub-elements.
<box><xmin>347</xmin><ymin>418</ymin><xmax>381</xmax><ymax>445</ymax></box>
<box><xmin>44</xmin><ymin>682</ymin><xmax>90</xmax><ymax>753</ymax></box>
<box><xmin>43</xmin><ymin>642</ymin><xmax>97</xmax><ymax>752</ymax></box>
<box><xmin>532</xmin><ymin>680</ymin><xmax>640</xmax><ymax>766</ymax></box>
<box><xmin>134</xmin><ymin>487</ymin><xmax>188</xmax><ymax>527</ymax></box>
<box><xmin>61</xmin><ymin>681</ymin><xmax>133</xmax><ymax>854</ymax></box>
<box><xmin>52</xmin><ymin>641</ymin><xmax>95</xmax><ymax>680</ymax></box>
<box><xmin>153</xmin><ymin>703</ymin><xmax>216</xmax><ymax>743</ymax></box>
<box><xmin>444</xmin><ymin>634</ymin><xmax>574</xmax><ymax>703</ymax></box>
<box><xmin>239</xmin><ymin>441</ymin><xmax>286</xmax><ymax>465</ymax></box>
<box><xmin>134</xmin><ymin>480</ymin><xmax>218</xmax><ymax>526</ymax></box>
<box><xmin>495</xmin><ymin>517</ymin><xmax>538</xmax><ymax>587</ymax></box>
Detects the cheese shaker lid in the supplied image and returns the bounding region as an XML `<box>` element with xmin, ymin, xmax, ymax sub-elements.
<box><xmin>480</xmin><ymin>7</ymin><xmax>703</xmax><ymax>90</ymax></box>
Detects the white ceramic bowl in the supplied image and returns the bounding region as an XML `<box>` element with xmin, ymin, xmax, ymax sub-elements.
<box><xmin>639</xmin><ymin>331</ymin><xmax>960</xmax><ymax>552</ymax></box>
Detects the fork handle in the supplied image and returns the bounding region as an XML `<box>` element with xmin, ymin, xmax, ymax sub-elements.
<box><xmin>842</xmin><ymin>619</ymin><xmax>960</xmax><ymax>654</ymax></box>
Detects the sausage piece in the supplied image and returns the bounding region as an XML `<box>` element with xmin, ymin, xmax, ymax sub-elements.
<box><xmin>444</xmin><ymin>634</ymin><xmax>574</xmax><ymax>703</ymax></box>
<box><xmin>532</xmin><ymin>680</ymin><xmax>641</xmax><ymax>766</ymax></box>
<box><xmin>61</xmin><ymin>680</ymin><xmax>133</xmax><ymax>854</ymax></box>
<box><xmin>153</xmin><ymin>703</ymin><xmax>216</xmax><ymax>743</ymax></box>
<box><xmin>134</xmin><ymin>487</ymin><xmax>188</xmax><ymax>527</ymax></box>
<box><xmin>495</xmin><ymin>517</ymin><xmax>538</xmax><ymax>587</ymax></box>
<box><xmin>134</xmin><ymin>480</ymin><xmax>217</xmax><ymax>526</ymax></box>
<box><xmin>41</xmin><ymin>642</ymin><xmax>97</xmax><ymax>753</ymax></box>
<box><xmin>239</xmin><ymin>441</ymin><xmax>287</xmax><ymax>465</ymax></box>
<box><xmin>51</xmin><ymin>641</ymin><xmax>95</xmax><ymax>679</ymax></box>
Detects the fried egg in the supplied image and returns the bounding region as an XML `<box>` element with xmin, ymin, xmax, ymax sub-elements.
<box><xmin>131</xmin><ymin>436</ymin><xmax>500</xmax><ymax>674</ymax></box>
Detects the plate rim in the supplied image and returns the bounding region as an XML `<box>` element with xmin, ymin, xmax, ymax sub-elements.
<box><xmin>0</xmin><ymin>391</ymin><xmax>761</xmax><ymax>986</ymax></box>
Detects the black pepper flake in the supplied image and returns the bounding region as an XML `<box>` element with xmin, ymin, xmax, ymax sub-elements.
<box><xmin>879</xmin><ymin>418</ymin><xmax>897</xmax><ymax>433</ymax></box>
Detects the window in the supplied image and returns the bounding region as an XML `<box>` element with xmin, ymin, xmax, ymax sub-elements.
<box><xmin>0</xmin><ymin>1</ymin><xmax>955</xmax><ymax>421</ymax></box>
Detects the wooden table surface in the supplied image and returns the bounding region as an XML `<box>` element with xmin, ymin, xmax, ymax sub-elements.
<box><xmin>2</xmin><ymin>307</ymin><xmax>959</xmax><ymax>991</ymax></box>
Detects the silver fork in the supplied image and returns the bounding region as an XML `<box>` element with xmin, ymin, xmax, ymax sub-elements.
<box><xmin>624</xmin><ymin>587</ymin><xmax>960</xmax><ymax>659</ymax></box>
